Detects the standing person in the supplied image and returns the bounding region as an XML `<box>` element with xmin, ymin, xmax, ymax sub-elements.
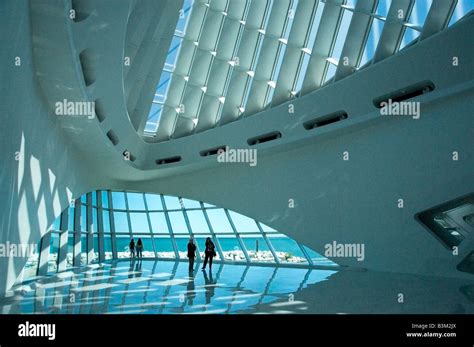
<box><xmin>202</xmin><ymin>237</ymin><xmax>216</xmax><ymax>271</ymax></box>
<box><xmin>136</xmin><ymin>238</ymin><xmax>143</xmax><ymax>258</ymax></box>
<box><xmin>187</xmin><ymin>238</ymin><xmax>196</xmax><ymax>273</ymax></box>
<box><xmin>129</xmin><ymin>238</ymin><xmax>135</xmax><ymax>258</ymax></box>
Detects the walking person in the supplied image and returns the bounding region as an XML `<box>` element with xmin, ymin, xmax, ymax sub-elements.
<box><xmin>202</xmin><ymin>237</ymin><xmax>216</xmax><ymax>271</ymax></box>
<box><xmin>129</xmin><ymin>238</ymin><xmax>135</xmax><ymax>258</ymax></box>
<box><xmin>136</xmin><ymin>238</ymin><xmax>143</xmax><ymax>258</ymax></box>
<box><xmin>187</xmin><ymin>238</ymin><xmax>196</xmax><ymax>273</ymax></box>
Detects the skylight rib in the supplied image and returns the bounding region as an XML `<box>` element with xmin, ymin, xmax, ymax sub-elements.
<box><xmin>196</xmin><ymin>1</ymin><xmax>251</xmax><ymax>131</ymax></box>
<box><xmin>333</xmin><ymin>0</ymin><xmax>378</xmax><ymax>81</ymax></box>
<box><xmin>273</xmin><ymin>0</ymin><xmax>320</xmax><ymax>105</ymax></box>
<box><xmin>238</xmin><ymin>0</ymin><xmax>275</xmax><ymax>117</ymax></box>
<box><xmin>144</xmin><ymin>0</ymin><xmax>196</xmax><ymax>137</ymax></box>
<box><xmin>301</xmin><ymin>0</ymin><xmax>346</xmax><ymax>95</ymax></box>
<box><xmin>399</xmin><ymin>0</ymin><xmax>433</xmax><ymax>50</ymax></box>
<box><xmin>323</xmin><ymin>6</ymin><xmax>352</xmax><ymax>83</ymax></box>
<box><xmin>171</xmin><ymin>1</ymin><xmax>229</xmax><ymax>138</ymax></box>
<box><xmin>244</xmin><ymin>0</ymin><xmax>294</xmax><ymax>115</ymax></box>
<box><xmin>154</xmin><ymin>1</ymin><xmax>209</xmax><ymax>141</ymax></box>
<box><xmin>419</xmin><ymin>0</ymin><xmax>457</xmax><ymax>40</ymax></box>
<box><xmin>219</xmin><ymin>0</ymin><xmax>273</xmax><ymax>125</ymax></box>
<box><xmin>372</xmin><ymin>0</ymin><xmax>415</xmax><ymax>63</ymax></box>
<box><xmin>175</xmin><ymin>2</ymin><xmax>236</xmax><ymax>136</ymax></box>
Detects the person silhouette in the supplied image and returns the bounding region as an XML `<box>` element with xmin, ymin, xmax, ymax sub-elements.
<box><xmin>129</xmin><ymin>238</ymin><xmax>135</xmax><ymax>258</ymax></box>
<box><xmin>136</xmin><ymin>238</ymin><xmax>143</xmax><ymax>258</ymax></box>
<box><xmin>187</xmin><ymin>237</ymin><xmax>196</xmax><ymax>273</ymax></box>
<box><xmin>202</xmin><ymin>237</ymin><xmax>216</xmax><ymax>271</ymax></box>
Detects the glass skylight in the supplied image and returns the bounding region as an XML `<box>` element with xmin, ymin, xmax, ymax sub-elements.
<box><xmin>143</xmin><ymin>0</ymin><xmax>472</xmax><ymax>139</ymax></box>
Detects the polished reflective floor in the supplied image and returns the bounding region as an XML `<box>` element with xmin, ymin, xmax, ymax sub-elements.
<box><xmin>0</xmin><ymin>260</ymin><xmax>336</xmax><ymax>314</ymax></box>
<box><xmin>1</xmin><ymin>260</ymin><xmax>474</xmax><ymax>314</ymax></box>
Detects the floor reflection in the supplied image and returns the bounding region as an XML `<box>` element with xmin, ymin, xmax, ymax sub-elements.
<box><xmin>0</xmin><ymin>260</ymin><xmax>336</xmax><ymax>314</ymax></box>
<box><xmin>3</xmin><ymin>260</ymin><xmax>473</xmax><ymax>314</ymax></box>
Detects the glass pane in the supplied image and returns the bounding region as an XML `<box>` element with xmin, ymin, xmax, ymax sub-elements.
<box><xmin>114</xmin><ymin>212</ymin><xmax>129</xmax><ymax>233</ymax></box>
<box><xmin>408</xmin><ymin>0</ymin><xmax>432</xmax><ymax>27</ymax></box>
<box><xmin>67</xmin><ymin>234</ymin><xmax>74</xmax><ymax>269</ymax></box>
<box><xmin>111</xmin><ymin>192</ymin><xmax>126</xmax><ymax>209</ymax></box>
<box><xmin>217</xmin><ymin>236</ymin><xmax>243</xmax><ymax>261</ymax></box>
<box><xmin>92</xmin><ymin>234</ymin><xmax>99</xmax><ymax>263</ymax></box>
<box><xmin>164</xmin><ymin>36</ymin><xmax>183</xmax><ymax>71</ymax></box>
<box><xmin>242</xmin><ymin>234</ymin><xmax>275</xmax><ymax>263</ymax></box>
<box><xmin>149</xmin><ymin>212</ymin><xmax>169</xmax><ymax>234</ymax></box>
<box><xmin>449</xmin><ymin>0</ymin><xmax>474</xmax><ymax>26</ymax></box>
<box><xmin>92</xmin><ymin>207</ymin><xmax>98</xmax><ymax>233</ymax></box>
<box><xmin>325</xmin><ymin>63</ymin><xmax>337</xmax><ymax>82</ymax></box>
<box><xmin>126</xmin><ymin>192</ymin><xmax>145</xmax><ymax>210</ymax></box>
<box><xmin>103</xmin><ymin>210</ymin><xmax>111</xmax><ymax>233</ymax></box>
<box><xmin>175</xmin><ymin>0</ymin><xmax>194</xmax><ymax>36</ymax></box>
<box><xmin>375</xmin><ymin>0</ymin><xmax>391</xmax><ymax>17</ymax></box>
<box><xmin>182</xmin><ymin>198</ymin><xmax>201</xmax><ymax>209</ymax></box>
<box><xmin>81</xmin><ymin>194</ymin><xmax>86</xmax><ymax>204</ymax></box>
<box><xmin>259</xmin><ymin>222</ymin><xmax>276</xmax><ymax>233</ymax></box>
<box><xmin>103</xmin><ymin>234</ymin><xmax>113</xmax><ymax>257</ymax></box>
<box><xmin>164</xmin><ymin>195</ymin><xmax>182</xmax><ymax>210</ymax></box>
<box><xmin>153</xmin><ymin>236</ymin><xmax>175</xmax><ymax>258</ymax></box>
<box><xmin>267</xmin><ymin>234</ymin><xmax>307</xmax><ymax>264</ymax></box>
<box><xmin>206</xmin><ymin>209</ymin><xmax>234</xmax><ymax>233</ymax></box>
<box><xmin>48</xmin><ymin>233</ymin><xmax>59</xmax><ymax>273</ymax></box>
<box><xmin>81</xmin><ymin>205</ymin><xmax>87</xmax><ymax>231</ymax></box>
<box><xmin>116</xmin><ymin>235</ymin><xmax>133</xmax><ymax>259</ymax></box>
<box><xmin>331</xmin><ymin>10</ymin><xmax>352</xmax><ymax>61</ymax></box>
<box><xmin>145</xmin><ymin>104</ymin><xmax>162</xmax><ymax>134</ymax></box>
<box><xmin>228</xmin><ymin>211</ymin><xmax>259</xmax><ymax>233</ymax></box>
<box><xmin>399</xmin><ymin>27</ymin><xmax>419</xmax><ymax>50</ymax></box>
<box><xmin>154</xmin><ymin>71</ymin><xmax>172</xmax><ymax>103</ymax></box>
<box><xmin>21</xmin><ymin>240</ymin><xmax>40</xmax><ymax>280</ymax></box>
<box><xmin>175</xmin><ymin>236</ymin><xmax>190</xmax><ymax>259</ymax></box>
<box><xmin>187</xmin><ymin>210</ymin><xmax>210</xmax><ymax>234</ymax></box>
<box><xmin>68</xmin><ymin>207</ymin><xmax>74</xmax><ymax>231</ymax></box>
<box><xmin>80</xmin><ymin>234</ymin><xmax>88</xmax><ymax>266</ymax></box>
<box><xmin>359</xmin><ymin>18</ymin><xmax>384</xmax><ymax>67</ymax></box>
<box><xmin>345</xmin><ymin>0</ymin><xmax>356</xmax><ymax>9</ymax></box>
<box><xmin>168</xmin><ymin>211</ymin><xmax>189</xmax><ymax>234</ymax></box>
<box><xmin>129</xmin><ymin>212</ymin><xmax>149</xmax><ymax>233</ymax></box>
<box><xmin>92</xmin><ymin>192</ymin><xmax>97</xmax><ymax>206</ymax></box>
<box><xmin>101</xmin><ymin>191</ymin><xmax>109</xmax><ymax>209</ymax></box>
<box><xmin>51</xmin><ymin>215</ymin><xmax>60</xmax><ymax>231</ymax></box>
<box><xmin>145</xmin><ymin>193</ymin><xmax>163</xmax><ymax>210</ymax></box>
